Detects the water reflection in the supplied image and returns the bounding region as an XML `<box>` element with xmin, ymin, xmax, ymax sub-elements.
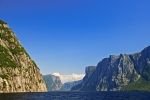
<box><xmin>0</xmin><ymin>91</ymin><xmax>150</xmax><ymax>100</ymax></box>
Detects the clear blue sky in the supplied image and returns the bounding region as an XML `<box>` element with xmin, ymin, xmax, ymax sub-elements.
<box><xmin>0</xmin><ymin>0</ymin><xmax>150</xmax><ymax>74</ymax></box>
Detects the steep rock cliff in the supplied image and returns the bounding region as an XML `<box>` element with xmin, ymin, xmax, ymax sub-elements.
<box><xmin>43</xmin><ymin>74</ymin><xmax>62</xmax><ymax>91</ymax></box>
<box><xmin>72</xmin><ymin>46</ymin><xmax>150</xmax><ymax>91</ymax></box>
<box><xmin>0</xmin><ymin>20</ymin><xmax>47</xmax><ymax>92</ymax></box>
<box><xmin>71</xmin><ymin>66</ymin><xmax>96</xmax><ymax>91</ymax></box>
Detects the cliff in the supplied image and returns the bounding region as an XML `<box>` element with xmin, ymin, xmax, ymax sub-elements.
<box><xmin>0</xmin><ymin>20</ymin><xmax>47</xmax><ymax>92</ymax></box>
<box><xmin>72</xmin><ymin>46</ymin><xmax>150</xmax><ymax>91</ymax></box>
<box><xmin>43</xmin><ymin>74</ymin><xmax>62</xmax><ymax>91</ymax></box>
<box><xmin>71</xmin><ymin>66</ymin><xmax>96</xmax><ymax>91</ymax></box>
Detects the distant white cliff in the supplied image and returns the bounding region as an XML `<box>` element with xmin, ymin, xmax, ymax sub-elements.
<box><xmin>43</xmin><ymin>73</ymin><xmax>84</xmax><ymax>91</ymax></box>
<box><xmin>52</xmin><ymin>73</ymin><xmax>85</xmax><ymax>83</ymax></box>
<box><xmin>43</xmin><ymin>74</ymin><xmax>63</xmax><ymax>91</ymax></box>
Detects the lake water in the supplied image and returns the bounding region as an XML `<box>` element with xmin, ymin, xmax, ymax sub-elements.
<box><xmin>0</xmin><ymin>91</ymin><xmax>150</xmax><ymax>100</ymax></box>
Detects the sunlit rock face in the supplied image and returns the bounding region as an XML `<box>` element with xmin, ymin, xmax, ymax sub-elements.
<box><xmin>72</xmin><ymin>46</ymin><xmax>150</xmax><ymax>91</ymax></box>
<box><xmin>0</xmin><ymin>20</ymin><xmax>47</xmax><ymax>92</ymax></box>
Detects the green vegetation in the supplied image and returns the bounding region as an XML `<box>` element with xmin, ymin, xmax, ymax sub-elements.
<box><xmin>0</xmin><ymin>27</ymin><xmax>34</xmax><ymax>68</ymax></box>
<box><xmin>122</xmin><ymin>78</ymin><xmax>150</xmax><ymax>91</ymax></box>
<box><xmin>10</xmin><ymin>46</ymin><xmax>25</xmax><ymax>55</ymax></box>
<box><xmin>0</xmin><ymin>45</ymin><xmax>17</xmax><ymax>68</ymax></box>
<box><xmin>0</xmin><ymin>74</ymin><xmax>9</xmax><ymax>79</ymax></box>
<box><xmin>0</xmin><ymin>27</ymin><xmax>29</xmax><ymax>56</ymax></box>
<box><xmin>142</xmin><ymin>64</ymin><xmax>150</xmax><ymax>81</ymax></box>
<box><xmin>0</xmin><ymin>28</ymin><xmax>16</xmax><ymax>43</ymax></box>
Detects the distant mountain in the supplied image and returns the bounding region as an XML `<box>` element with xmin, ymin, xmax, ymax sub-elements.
<box><xmin>0</xmin><ymin>20</ymin><xmax>47</xmax><ymax>92</ymax></box>
<box><xmin>61</xmin><ymin>80</ymin><xmax>82</xmax><ymax>91</ymax></box>
<box><xmin>43</xmin><ymin>73</ymin><xmax>84</xmax><ymax>91</ymax></box>
<box><xmin>52</xmin><ymin>73</ymin><xmax>84</xmax><ymax>83</ymax></box>
<box><xmin>43</xmin><ymin>74</ymin><xmax>62</xmax><ymax>91</ymax></box>
<box><xmin>71</xmin><ymin>66</ymin><xmax>96</xmax><ymax>91</ymax></box>
<box><xmin>72</xmin><ymin>46</ymin><xmax>150</xmax><ymax>91</ymax></box>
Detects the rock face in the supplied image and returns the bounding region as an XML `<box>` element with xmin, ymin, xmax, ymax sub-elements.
<box><xmin>61</xmin><ymin>80</ymin><xmax>82</xmax><ymax>91</ymax></box>
<box><xmin>71</xmin><ymin>66</ymin><xmax>96</xmax><ymax>91</ymax></box>
<box><xmin>85</xmin><ymin>66</ymin><xmax>96</xmax><ymax>78</ymax></box>
<box><xmin>0</xmin><ymin>20</ymin><xmax>47</xmax><ymax>92</ymax></box>
<box><xmin>43</xmin><ymin>74</ymin><xmax>62</xmax><ymax>91</ymax></box>
<box><xmin>72</xmin><ymin>46</ymin><xmax>150</xmax><ymax>91</ymax></box>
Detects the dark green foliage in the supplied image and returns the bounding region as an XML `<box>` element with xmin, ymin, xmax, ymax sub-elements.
<box><xmin>0</xmin><ymin>74</ymin><xmax>9</xmax><ymax>79</ymax></box>
<box><xmin>122</xmin><ymin>78</ymin><xmax>150</xmax><ymax>91</ymax></box>
<box><xmin>142</xmin><ymin>64</ymin><xmax>150</xmax><ymax>81</ymax></box>
<box><xmin>0</xmin><ymin>45</ymin><xmax>17</xmax><ymax>68</ymax></box>
<box><xmin>0</xmin><ymin>25</ymin><xmax>36</xmax><ymax>70</ymax></box>
<box><xmin>0</xmin><ymin>27</ymin><xmax>29</xmax><ymax>56</ymax></box>
<box><xmin>10</xmin><ymin>46</ymin><xmax>25</xmax><ymax>55</ymax></box>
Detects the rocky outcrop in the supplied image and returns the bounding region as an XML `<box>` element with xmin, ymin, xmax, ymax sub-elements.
<box><xmin>72</xmin><ymin>46</ymin><xmax>150</xmax><ymax>91</ymax></box>
<box><xmin>0</xmin><ymin>20</ymin><xmax>47</xmax><ymax>92</ymax></box>
<box><xmin>71</xmin><ymin>66</ymin><xmax>96</xmax><ymax>91</ymax></box>
<box><xmin>43</xmin><ymin>74</ymin><xmax>62</xmax><ymax>91</ymax></box>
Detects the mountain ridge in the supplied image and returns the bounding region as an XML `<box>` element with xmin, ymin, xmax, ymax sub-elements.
<box><xmin>0</xmin><ymin>20</ymin><xmax>47</xmax><ymax>92</ymax></box>
<box><xmin>72</xmin><ymin>46</ymin><xmax>150</xmax><ymax>91</ymax></box>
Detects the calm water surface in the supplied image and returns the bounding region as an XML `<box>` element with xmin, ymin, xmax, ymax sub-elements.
<box><xmin>0</xmin><ymin>91</ymin><xmax>150</xmax><ymax>100</ymax></box>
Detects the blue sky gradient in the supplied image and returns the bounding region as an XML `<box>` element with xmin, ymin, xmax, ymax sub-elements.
<box><xmin>0</xmin><ymin>0</ymin><xmax>150</xmax><ymax>74</ymax></box>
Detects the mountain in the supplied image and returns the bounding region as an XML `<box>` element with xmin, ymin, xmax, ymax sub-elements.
<box><xmin>71</xmin><ymin>66</ymin><xmax>96</xmax><ymax>91</ymax></box>
<box><xmin>43</xmin><ymin>73</ymin><xmax>84</xmax><ymax>91</ymax></box>
<box><xmin>72</xmin><ymin>46</ymin><xmax>150</xmax><ymax>91</ymax></box>
<box><xmin>52</xmin><ymin>73</ymin><xmax>84</xmax><ymax>83</ymax></box>
<box><xmin>43</xmin><ymin>74</ymin><xmax>62</xmax><ymax>91</ymax></box>
<box><xmin>0</xmin><ymin>20</ymin><xmax>47</xmax><ymax>92</ymax></box>
<box><xmin>61</xmin><ymin>80</ymin><xmax>82</xmax><ymax>91</ymax></box>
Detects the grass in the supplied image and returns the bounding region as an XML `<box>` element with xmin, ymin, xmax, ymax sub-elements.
<box><xmin>0</xmin><ymin>45</ymin><xmax>17</xmax><ymax>68</ymax></box>
<box><xmin>0</xmin><ymin>27</ymin><xmax>29</xmax><ymax>55</ymax></box>
<box><xmin>122</xmin><ymin>78</ymin><xmax>150</xmax><ymax>91</ymax></box>
<box><xmin>0</xmin><ymin>25</ymin><xmax>37</xmax><ymax>69</ymax></box>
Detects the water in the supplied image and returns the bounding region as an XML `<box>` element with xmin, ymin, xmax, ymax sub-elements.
<box><xmin>0</xmin><ymin>91</ymin><xmax>150</xmax><ymax>100</ymax></box>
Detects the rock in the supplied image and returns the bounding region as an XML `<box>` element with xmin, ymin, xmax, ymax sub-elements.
<box><xmin>61</xmin><ymin>80</ymin><xmax>82</xmax><ymax>91</ymax></box>
<box><xmin>43</xmin><ymin>74</ymin><xmax>62</xmax><ymax>91</ymax></box>
<box><xmin>71</xmin><ymin>66</ymin><xmax>96</xmax><ymax>91</ymax></box>
<box><xmin>0</xmin><ymin>20</ymin><xmax>47</xmax><ymax>92</ymax></box>
<box><xmin>72</xmin><ymin>46</ymin><xmax>150</xmax><ymax>91</ymax></box>
<box><xmin>85</xmin><ymin>66</ymin><xmax>96</xmax><ymax>78</ymax></box>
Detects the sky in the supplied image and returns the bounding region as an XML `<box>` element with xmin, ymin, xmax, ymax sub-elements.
<box><xmin>0</xmin><ymin>0</ymin><xmax>150</xmax><ymax>74</ymax></box>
